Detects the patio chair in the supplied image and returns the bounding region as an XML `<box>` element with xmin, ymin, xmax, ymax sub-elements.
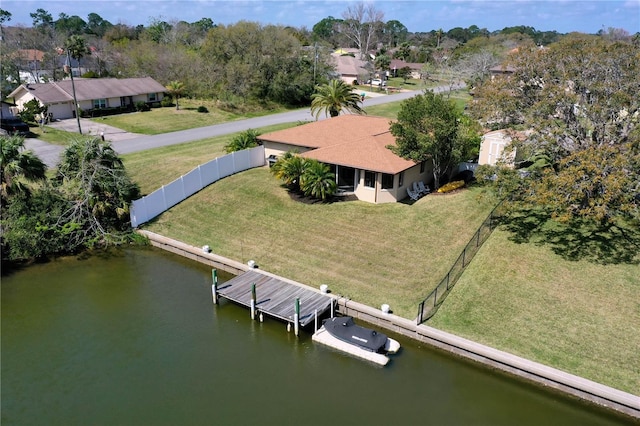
<box><xmin>417</xmin><ymin>181</ymin><xmax>430</xmax><ymax>195</ymax></box>
<box><xmin>412</xmin><ymin>181</ymin><xmax>426</xmax><ymax>197</ymax></box>
<box><xmin>407</xmin><ymin>187</ymin><xmax>420</xmax><ymax>201</ymax></box>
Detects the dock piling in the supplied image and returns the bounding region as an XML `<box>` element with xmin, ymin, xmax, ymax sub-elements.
<box><xmin>251</xmin><ymin>283</ymin><xmax>256</xmax><ymax>320</ymax></box>
<box><xmin>294</xmin><ymin>298</ymin><xmax>300</xmax><ymax>336</ymax></box>
<box><xmin>211</xmin><ymin>269</ymin><xmax>218</xmax><ymax>305</ymax></box>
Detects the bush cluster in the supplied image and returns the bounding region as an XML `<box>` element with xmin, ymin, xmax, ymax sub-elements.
<box><xmin>437</xmin><ymin>180</ymin><xmax>465</xmax><ymax>193</ymax></box>
<box><xmin>135</xmin><ymin>101</ymin><xmax>150</xmax><ymax>112</ymax></box>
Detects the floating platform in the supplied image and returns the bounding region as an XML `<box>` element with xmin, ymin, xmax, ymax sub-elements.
<box><xmin>215</xmin><ymin>269</ymin><xmax>333</xmax><ymax>327</ymax></box>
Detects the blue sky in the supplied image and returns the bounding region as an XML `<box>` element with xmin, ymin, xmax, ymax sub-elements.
<box><xmin>3</xmin><ymin>1</ymin><xmax>639</xmax><ymax>34</ymax></box>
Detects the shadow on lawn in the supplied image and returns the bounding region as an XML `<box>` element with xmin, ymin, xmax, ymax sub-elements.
<box><xmin>499</xmin><ymin>209</ymin><xmax>640</xmax><ymax>265</ymax></box>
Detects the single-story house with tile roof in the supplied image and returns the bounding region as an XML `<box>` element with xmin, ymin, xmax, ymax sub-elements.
<box><xmin>259</xmin><ymin>115</ymin><xmax>433</xmax><ymax>203</ymax></box>
<box><xmin>331</xmin><ymin>53</ymin><xmax>370</xmax><ymax>85</ymax></box>
<box><xmin>8</xmin><ymin>77</ymin><xmax>166</xmax><ymax>120</ymax></box>
<box><xmin>389</xmin><ymin>59</ymin><xmax>425</xmax><ymax>80</ymax></box>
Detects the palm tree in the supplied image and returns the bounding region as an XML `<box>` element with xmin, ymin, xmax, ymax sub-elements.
<box><xmin>224</xmin><ymin>129</ymin><xmax>260</xmax><ymax>153</ymax></box>
<box><xmin>270</xmin><ymin>150</ymin><xmax>295</xmax><ymax>178</ymax></box>
<box><xmin>165</xmin><ymin>80</ymin><xmax>185</xmax><ymax>110</ymax></box>
<box><xmin>300</xmin><ymin>159</ymin><xmax>336</xmax><ymax>201</ymax></box>
<box><xmin>63</xmin><ymin>35</ymin><xmax>90</xmax><ymax>70</ymax></box>
<box><xmin>0</xmin><ymin>135</ymin><xmax>47</xmax><ymax>206</ymax></box>
<box><xmin>310</xmin><ymin>80</ymin><xmax>365</xmax><ymax>119</ymax></box>
<box><xmin>55</xmin><ymin>137</ymin><xmax>140</xmax><ymax>235</ymax></box>
<box><xmin>272</xmin><ymin>154</ymin><xmax>308</xmax><ymax>192</ymax></box>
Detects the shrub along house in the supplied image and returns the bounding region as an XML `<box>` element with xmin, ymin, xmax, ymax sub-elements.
<box><xmin>7</xmin><ymin>77</ymin><xmax>166</xmax><ymax>120</ymax></box>
<box><xmin>259</xmin><ymin>115</ymin><xmax>433</xmax><ymax>203</ymax></box>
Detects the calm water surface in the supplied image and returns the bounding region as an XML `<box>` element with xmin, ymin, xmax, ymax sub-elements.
<box><xmin>1</xmin><ymin>248</ymin><xmax>632</xmax><ymax>425</ymax></box>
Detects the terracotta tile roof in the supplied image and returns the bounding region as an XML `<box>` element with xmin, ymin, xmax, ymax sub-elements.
<box><xmin>16</xmin><ymin>49</ymin><xmax>45</xmax><ymax>62</ymax></box>
<box><xmin>259</xmin><ymin>115</ymin><xmax>416</xmax><ymax>174</ymax></box>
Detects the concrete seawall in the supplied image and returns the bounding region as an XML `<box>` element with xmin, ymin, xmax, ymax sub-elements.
<box><xmin>139</xmin><ymin>230</ymin><xmax>640</xmax><ymax>419</ymax></box>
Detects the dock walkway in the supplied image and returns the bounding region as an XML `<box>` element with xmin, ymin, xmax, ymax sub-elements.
<box><xmin>216</xmin><ymin>269</ymin><xmax>333</xmax><ymax>327</ymax></box>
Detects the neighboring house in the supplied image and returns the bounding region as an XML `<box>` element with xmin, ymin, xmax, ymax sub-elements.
<box><xmin>330</xmin><ymin>52</ymin><xmax>369</xmax><ymax>85</ymax></box>
<box><xmin>8</xmin><ymin>77</ymin><xmax>166</xmax><ymax>120</ymax></box>
<box><xmin>15</xmin><ymin>49</ymin><xmax>52</xmax><ymax>84</ymax></box>
<box><xmin>478</xmin><ymin>129</ymin><xmax>517</xmax><ymax>167</ymax></box>
<box><xmin>389</xmin><ymin>59</ymin><xmax>425</xmax><ymax>80</ymax></box>
<box><xmin>489</xmin><ymin>64</ymin><xmax>516</xmax><ymax>80</ymax></box>
<box><xmin>259</xmin><ymin>115</ymin><xmax>432</xmax><ymax>204</ymax></box>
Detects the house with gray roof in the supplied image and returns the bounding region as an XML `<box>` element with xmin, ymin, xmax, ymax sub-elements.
<box><xmin>8</xmin><ymin>77</ymin><xmax>166</xmax><ymax>120</ymax></box>
<box><xmin>331</xmin><ymin>52</ymin><xmax>370</xmax><ymax>85</ymax></box>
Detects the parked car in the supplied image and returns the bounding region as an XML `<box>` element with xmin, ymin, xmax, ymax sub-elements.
<box><xmin>367</xmin><ymin>78</ymin><xmax>387</xmax><ymax>87</ymax></box>
<box><xmin>0</xmin><ymin>117</ymin><xmax>30</xmax><ymax>136</ymax></box>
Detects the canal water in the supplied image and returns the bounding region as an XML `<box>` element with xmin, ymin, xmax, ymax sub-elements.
<box><xmin>1</xmin><ymin>247</ymin><xmax>631</xmax><ymax>425</ymax></box>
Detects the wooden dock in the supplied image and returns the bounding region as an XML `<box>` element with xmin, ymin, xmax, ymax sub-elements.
<box><xmin>215</xmin><ymin>269</ymin><xmax>333</xmax><ymax>327</ymax></box>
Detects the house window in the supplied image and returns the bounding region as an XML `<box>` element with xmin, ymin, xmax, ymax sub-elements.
<box><xmin>420</xmin><ymin>161</ymin><xmax>426</xmax><ymax>173</ymax></box>
<box><xmin>399</xmin><ymin>171</ymin><xmax>404</xmax><ymax>187</ymax></box>
<box><xmin>364</xmin><ymin>170</ymin><xmax>376</xmax><ymax>188</ymax></box>
<box><xmin>147</xmin><ymin>93</ymin><xmax>157</xmax><ymax>102</ymax></box>
<box><xmin>381</xmin><ymin>173</ymin><xmax>394</xmax><ymax>189</ymax></box>
<box><xmin>93</xmin><ymin>98</ymin><xmax>107</xmax><ymax>109</ymax></box>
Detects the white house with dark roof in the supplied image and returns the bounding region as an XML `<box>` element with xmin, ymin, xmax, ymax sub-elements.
<box><xmin>8</xmin><ymin>77</ymin><xmax>166</xmax><ymax>120</ymax></box>
<box><xmin>259</xmin><ymin>115</ymin><xmax>432</xmax><ymax>203</ymax></box>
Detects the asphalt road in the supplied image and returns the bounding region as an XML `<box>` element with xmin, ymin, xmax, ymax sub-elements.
<box><xmin>25</xmin><ymin>83</ymin><xmax>464</xmax><ymax>168</ymax></box>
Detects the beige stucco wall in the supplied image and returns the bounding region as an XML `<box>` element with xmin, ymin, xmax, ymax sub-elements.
<box><xmin>355</xmin><ymin>162</ymin><xmax>431</xmax><ymax>204</ymax></box>
<box><xmin>354</xmin><ymin>172</ymin><xmax>377</xmax><ymax>203</ymax></box>
<box><xmin>12</xmin><ymin>91</ymin><xmax>36</xmax><ymax>111</ymax></box>
<box><xmin>262</xmin><ymin>141</ymin><xmax>433</xmax><ymax>204</ymax></box>
<box><xmin>263</xmin><ymin>141</ymin><xmax>313</xmax><ymax>159</ymax></box>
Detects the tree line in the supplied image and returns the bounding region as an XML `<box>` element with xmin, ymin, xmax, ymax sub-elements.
<box><xmin>4</xmin><ymin>3</ymin><xmax>633</xmax><ymax>109</ymax></box>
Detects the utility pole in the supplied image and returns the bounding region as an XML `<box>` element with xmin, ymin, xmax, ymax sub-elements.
<box><xmin>60</xmin><ymin>47</ymin><xmax>82</xmax><ymax>134</ymax></box>
<box><xmin>313</xmin><ymin>42</ymin><xmax>318</xmax><ymax>86</ymax></box>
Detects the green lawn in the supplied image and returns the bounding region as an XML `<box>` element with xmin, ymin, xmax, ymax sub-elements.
<box><xmin>364</xmin><ymin>89</ymin><xmax>470</xmax><ymax>117</ymax></box>
<box><xmin>122</xmin><ymin>123</ymin><xmax>298</xmax><ymax>195</ymax></box>
<box><xmin>134</xmin><ymin>167</ymin><xmax>496</xmax><ymax>320</ymax></box>
<box><xmin>428</xmin><ymin>228</ymin><xmax>640</xmax><ymax>395</ymax></box>
<box><xmin>124</xmin><ymin>130</ymin><xmax>496</xmax><ymax>320</ymax></box>
<box><xmin>92</xmin><ymin>98</ymin><xmax>290</xmax><ymax>135</ymax></box>
<box><xmin>122</xmin><ymin>96</ymin><xmax>638</xmax><ymax>395</ymax></box>
<box><xmin>29</xmin><ymin>126</ymin><xmax>80</xmax><ymax>146</ymax></box>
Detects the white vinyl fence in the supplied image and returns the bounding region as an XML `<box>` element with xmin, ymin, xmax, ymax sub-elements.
<box><xmin>130</xmin><ymin>146</ymin><xmax>265</xmax><ymax>228</ymax></box>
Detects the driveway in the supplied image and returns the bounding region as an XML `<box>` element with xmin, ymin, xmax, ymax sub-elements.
<box><xmin>24</xmin><ymin>117</ymin><xmax>144</xmax><ymax>168</ymax></box>
<box><xmin>24</xmin><ymin>83</ymin><xmax>464</xmax><ymax>168</ymax></box>
<box><xmin>46</xmin><ymin>117</ymin><xmax>143</xmax><ymax>143</ymax></box>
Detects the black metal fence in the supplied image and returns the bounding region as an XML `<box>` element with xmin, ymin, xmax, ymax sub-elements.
<box><xmin>417</xmin><ymin>200</ymin><xmax>505</xmax><ymax>324</ymax></box>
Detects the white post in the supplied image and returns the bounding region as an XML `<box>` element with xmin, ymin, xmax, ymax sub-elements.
<box><xmin>294</xmin><ymin>298</ymin><xmax>300</xmax><ymax>336</ymax></box>
<box><xmin>211</xmin><ymin>269</ymin><xmax>218</xmax><ymax>305</ymax></box>
<box><xmin>314</xmin><ymin>309</ymin><xmax>318</xmax><ymax>332</ymax></box>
